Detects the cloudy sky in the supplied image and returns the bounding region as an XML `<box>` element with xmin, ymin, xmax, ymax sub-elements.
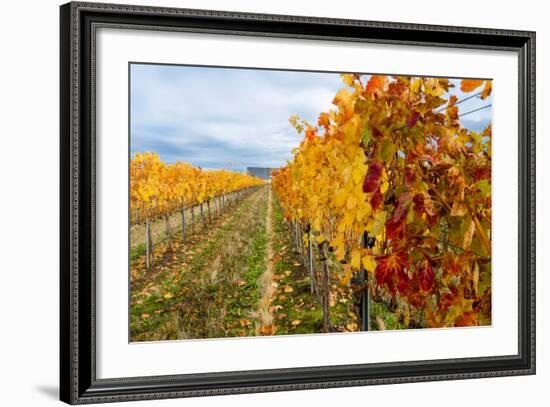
<box><xmin>130</xmin><ymin>64</ymin><xmax>492</xmax><ymax>172</ymax></box>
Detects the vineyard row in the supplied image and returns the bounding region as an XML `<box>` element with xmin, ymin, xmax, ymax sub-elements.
<box><xmin>131</xmin><ymin>152</ymin><xmax>265</xmax><ymax>225</ymax></box>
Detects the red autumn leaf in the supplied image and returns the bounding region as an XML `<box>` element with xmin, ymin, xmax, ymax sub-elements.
<box><xmin>405</xmin><ymin>150</ymin><xmax>417</xmax><ymax>164</ymax></box>
<box><xmin>418</xmin><ymin>259</ymin><xmax>435</xmax><ymax>292</ymax></box>
<box><xmin>404</xmin><ymin>167</ymin><xmax>415</xmax><ymax>187</ymax></box>
<box><xmin>440</xmin><ymin>253</ymin><xmax>464</xmax><ymax>276</ymax></box>
<box><xmin>372</xmin><ymin>127</ymin><xmax>384</xmax><ymax>140</ymax></box>
<box><xmin>473</xmin><ymin>164</ymin><xmax>491</xmax><ymax>181</ymax></box>
<box><xmin>454</xmin><ymin>312</ymin><xmax>479</xmax><ymax>327</ymax></box>
<box><xmin>413</xmin><ymin>193</ymin><xmax>424</xmax><ymax>216</ymax></box>
<box><xmin>397</xmin><ymin>269</ymin><xmax>410</xmax><ymax>294</ymax></box>
<box><xmin>370</xmin><ymin>188</ymin><xmax>383</xmax><ymax>210</ymax></box>
<box><xmin>362</xmin><ymin>161</ymin><xmax>383</xmax><ymax>193</ymax></box>
<box><xmin>385</xmin><ymin>193</ymin><xmax>412</xmax><ymax>240</ymax></box>
<box><xmin>366</xmin><ymin>75</ymin><xmax>386</xmax><ymax>97</ymax></box>
<box><xmin>375</xmin><ymin>250</ymin><xmax>409</xmax><ymax>294</ymax></box>
<box><xmin>438</xmin><ymin>293</ymin><xmax>454</xmax><ymax>313</ymax></box>
<box><xmin>388</xmin><ymin>80</ymin><xmax>408</xmax><ymax>98</ymax></box>
<box><xmin>413</xmin><ymin>192</ymin><xmax>436</xmax><ymax>218</ymax></box>
<box><xmin>406</xmin><ymin>111</ymin><xmax>420</xmax><ymax>129</ymax></box>
<box><xmin>385</xmin><ymin>213</ymin><xmax>406</xmax><ymax>240</ymax></box>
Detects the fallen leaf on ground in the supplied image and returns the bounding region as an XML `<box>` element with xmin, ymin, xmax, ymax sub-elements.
<box><xmin>259</xmin><ymin>325</ymin><xmax>277</xmax><ymax>335</ymax></box>
<box><xmin>346</xmin><ymin>322</ymin><xmax>358</xmax><ymax>331</ymax></box>
<box><xmin>239</xmin><ymin>318</ymin><xmax>252</xmax><ymax>327</ymax></box>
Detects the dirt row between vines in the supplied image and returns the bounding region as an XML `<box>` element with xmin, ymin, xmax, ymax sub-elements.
<box><xmin>130</xmin><ymin>185</ymin><xmax>359</xmax><ymax>342</ymax></box>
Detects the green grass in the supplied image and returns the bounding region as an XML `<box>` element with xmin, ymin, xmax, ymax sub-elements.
<box><xmin>270</xmin><ymin>194</ymin><xmax>356</xmax><ymax>335</ymax></box>
<box><xmin>130</xmin><ymin>187</ymin><xmax>271</xmax><ymax>341</ymax></box>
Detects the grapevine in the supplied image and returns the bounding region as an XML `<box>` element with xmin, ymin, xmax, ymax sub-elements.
<box><xmin>130</xmin><ymin>152</ymin><xmax>265</xmax><ymax>225</ymax></box>
<box><xmin>272</xmin><ymin>75</ymin><xmax>492</xmax><ymax>328</ymax></box>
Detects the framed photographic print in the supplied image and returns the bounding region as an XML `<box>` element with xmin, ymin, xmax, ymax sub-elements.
<box><xmin>60</xmin><ymin>1</ymin><xmax>536</xmax><ymax>404</ymax></box>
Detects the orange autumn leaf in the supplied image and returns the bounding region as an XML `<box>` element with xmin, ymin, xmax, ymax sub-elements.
<box><xmin>481</xmin><ymin>80</ymin><xmax>492</xmax><ymax>99</ymax></box>
<box><xmin>305</xmin><ymin>126</ymin><xmax>317</xmax><ymax>141</ymax></box>
<box><xmin>259</xmin><ymin>325</ymin><xmax>277</xmax><ymax>335</ymax></box>
<box><xmin>317</xmin><ymin>112</ymin><xmax>330</xmax><ymax>129</ymax></box>
<box><xmin>239</xmin><ymin>318</ymin><xmax>252</xmax><ymax>327</ymax></box>
<box><xmin>460</xmin><ymin>79</ymin><xmax>484</xmax><ymax>92</ymax></box>
<box><xmin>366</xmin><ymin>75</ymin><xmax>386</xmax><ymax>96</ymax></box>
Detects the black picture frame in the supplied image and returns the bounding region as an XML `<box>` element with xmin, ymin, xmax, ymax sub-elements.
<box><xmin>60</xmin><ymin>1</ymin><xmax>536</xmax><ymax>404</ymax></box>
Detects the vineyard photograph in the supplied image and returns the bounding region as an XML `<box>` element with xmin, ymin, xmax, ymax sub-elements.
<box><xmin>129</xmin><ymin>64</ymin><xmax>492</xmax><ymax>342</ymax></box>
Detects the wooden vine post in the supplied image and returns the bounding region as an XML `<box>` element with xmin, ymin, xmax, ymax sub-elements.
<box><xmin>319</xmin><ymin>241</ymin><xmax>331</xmax><ymax>333</ymax></box>
<box><xmin>293</xmin><ymin>221</ymin><xmax>300</xmax><ymax>254</ymax></box>
<box><xmin>358</xmin><ymin>231</ymin><xmax>370</xmax><ymax>331</ymax></box>
<box><xmin>305</xmin><ymin>224</ymin><xmax>315</xmax><ymax>294</ymax></box>
<box><xmin>190</xmin><ymin>202</ymin><xmax>195</xmax><ymax>233</ymax></box>
<box><xmin>164</xmin><ymin>214</ymin><xmax>172</xmax><ymax>250</ymax></box>
<box><xmin>145</xmin><ymin>218</ymin><xmax>153</xmax><ymax>270</ymax></box>
<box><xmin>181</xmin><ymin>197</ymin><xmax>187</xmax><ymax>242</ymax></box>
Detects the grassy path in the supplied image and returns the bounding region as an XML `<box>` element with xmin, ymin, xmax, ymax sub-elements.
<box><xmin>255</xmin><ymin>188</ymin><xmax>276</xmax><ymax>335</ymax></box>
<box><xmin>130</xmin><ymin>185</ymin><xmax>359</xmax><ymax>342</ymax></box>
<box><xmin>268</xmin><ymin>193</ymin><xmax>358</xmax><ymax>335</ymax></box>
<box><xmin>130</xmin><ymin>186</ymin><xmax>269</xmax><ymax>341</ymax></box>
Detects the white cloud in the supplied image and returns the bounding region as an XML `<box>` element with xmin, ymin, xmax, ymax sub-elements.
<box><xmin>130</xmin><ymin>64</ymin><xmax>344</xmax><ymax>170</ymax></box>
<box><xmin>130</xmin><ymin>68</ymin><xmax>492</xmax><ymax>171</ymax></box>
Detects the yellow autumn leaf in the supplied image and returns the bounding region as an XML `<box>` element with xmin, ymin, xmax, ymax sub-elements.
<box><xmin>410</xmin><ymin>77</ymin><xmax>421</xmax><ymax>93</ymax></box>
<box><xmin>346</xmin><ymin>195</ymin><xmax>357</xmax><ymax>210</ymax></box>
<box><xmin>361</xmin><ymin>254</ymin><xmax>376</xmax><ymax>272</ymax></box>
<box><xmin>352</xmin><ymin>165</ymin><xmax>364</xmax><ymax>185</ymax></box>
<box><xmin>372</xmin><ymin>211</ymin><xmax>387</xmax><ymax>236</ymax></box>
<box><xmin>350</xmin><ymin>248</ymin><xmax>361</xmax><ymax>270</ymax></box>
<box><xmin>340</xmin><ymin>264</ymin><xmax>353</xmax><ymax>286</ymax></box>
<box><xmin>341</xmin><ymin>73</ymin><xmax>354</xmax><ymax>87</ymax></box>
